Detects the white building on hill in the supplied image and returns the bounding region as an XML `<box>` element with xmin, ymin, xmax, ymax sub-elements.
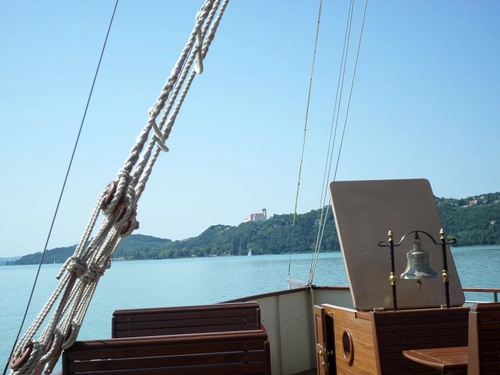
<box><xmin>243</xmin><ymin>208</ymin><xmax>267</xmax><ymax>223</ymax></box>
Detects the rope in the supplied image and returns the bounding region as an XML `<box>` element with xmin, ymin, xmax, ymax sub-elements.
<box><xmin>2</xmin><ymin>2</ymin><xmax>120</xmax><ymax>375</ymax></box>
<box><xmin>288</xmin><ymin>0</ymin><xmax>324</xmax><ymax>282</ymax></box>
<box><xmin>8</xmin><ymin>1</ymin><xmax>229</xmax><ymax>374</ymax></box>
<box><xmin>307</xmin><ymin>0</ymin><xmax>356</xmax><ymax>285</ymax></box>
<box><xmin>308</xmin><ymin>0</ymin><xmax>369</xmax><ymax>285</ymax></box>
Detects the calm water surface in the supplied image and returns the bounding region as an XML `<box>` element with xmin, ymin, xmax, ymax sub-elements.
<box><xmin>1</xmin><ymin>247</ymin><xmax>499</xmax><ymax>367</ymax></box>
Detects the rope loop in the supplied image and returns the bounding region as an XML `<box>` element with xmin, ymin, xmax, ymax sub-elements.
<box><xmin>117</xmin><ymin>168</ymin><xmax>131</xmax><ymax>182</ymax></box>
<box><xmin>62</xmin><ymin>322</ymin><xmax>80</xmax><ymax>350</ymax></box>
<box><xmin>101</xmin><ymin>180</ymin><xmax>118</xmax><ymax>210</ymax></box>
<box><xmin>61</xmin><ymin>256</ymin><xmax>87</xmax><ymax>279</ymax></box>
<box><xmin>119</xmin><ymin>213</ymin><xmax>139</xmax><ymax>237</ymax></box>
<box><xmin>39</xmin><ymin>330</ymin><xmax>63</xmax><ymax>365</ymax></box>
<box><xmin>80</xmin><ymin>263</ymin><xmax>104</xmax><ymax>285</ymax></box>
<box><xmin>9</xmin><ymin>3</ymin><xmax>231</xmax><ymax>374</ymax></box>
<box><xmin>113</xmin><ymin>186</ymin><xmax>139</xmax><ymax>235</ymax></box>
<box><xmin>102</xmin><ymin>169</ymin><xmax>131</xmax><ymax>216</ymax></box>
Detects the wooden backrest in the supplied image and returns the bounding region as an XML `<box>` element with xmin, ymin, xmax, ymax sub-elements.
<box><xmin>62</xmin><ymin>329</ymin><xmax>271</xmax><ymax>375</ymax></box>
<box><xmin>112</xmin><ymin>301</ymin><xmax>261</xmax><ymax>338</ymax></box>
<box><xmin>468</xmin><ymin>302</ymin><xmax>500</xmax><ymax>375</ymax></box>
<box><xmin>371</xmin><ymin>307</ymin><xmax>470</xmax><ymax>374</ymax></box>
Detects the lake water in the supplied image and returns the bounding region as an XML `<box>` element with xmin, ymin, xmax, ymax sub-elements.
<box><xmin>1</xmin><ymin>246</ymin><xmax>499</xmax><ymax>370</ymax></box>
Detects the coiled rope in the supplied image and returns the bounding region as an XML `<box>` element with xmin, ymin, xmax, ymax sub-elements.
<box><xmin>8</xmin><ymin>1</ymin><xmax>229</xmax><ymax>374</ymax></box>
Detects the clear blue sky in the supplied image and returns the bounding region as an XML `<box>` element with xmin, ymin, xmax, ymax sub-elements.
<box><xmin>1</xmin><ymin>1</ymin><xmax>499</xmax><ymax>258</ymax></box>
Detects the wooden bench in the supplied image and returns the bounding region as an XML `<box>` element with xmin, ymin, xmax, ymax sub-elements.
<box><xmin>62</xmin><ymin>329</ymin><xmax>271</xmax><ymax>375</ymax></box>
<box><xmin>112</xmin><ymin>301</ymin><xmax>261</xmax><ymax>338</ymax></box>
<box><xmin>468</xmin><ymin>302</ymin><xmax>500</xmax><ymax>375</ymax></box>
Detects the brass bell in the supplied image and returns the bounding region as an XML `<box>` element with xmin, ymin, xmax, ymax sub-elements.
<box><xmin>400</xmin><ymin>234</ymin><xmax>438</xmax><ymax>279</ymax></box>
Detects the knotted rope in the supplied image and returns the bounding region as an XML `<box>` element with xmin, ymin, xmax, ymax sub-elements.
<box><xmin>9</xmin><ymin>1</ymin><xmax>229</xmax><ymax>374</ymax></box>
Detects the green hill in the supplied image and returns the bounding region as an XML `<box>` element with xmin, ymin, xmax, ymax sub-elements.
<box><xmin>6</xmin><ymin>192</ymin><xmax>500</xmax><ymax>265</ymax></box>
<box><xmin>436</xmin><ymin>192</ymin><xmax>500</xmax><ymax>246</ymax></box>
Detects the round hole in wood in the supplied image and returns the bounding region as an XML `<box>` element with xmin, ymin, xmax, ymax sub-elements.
<box><xmin>342</xmin><ymin>329</ymin><xmax>354</xmax><ymax>365</ymax></box>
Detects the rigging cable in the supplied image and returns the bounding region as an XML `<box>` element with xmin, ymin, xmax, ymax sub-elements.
<box><xmin>308</xmin><ymin>0</ymin><xmax>356</xmax><ymax>284</ymax></box>
<box><xmin>7</xmin><ymin>1</ymin><xmax>230</xmax><ymax>375</ymax></box>
<box><xmin>2</xmin><ymin>1</ymin><xmax>119</xmax><ymax>374</ymax></box>
<box><xmin>288</xmin><ymin>0</ymin><xmax>323</xmax><ymax>284</ymax></box>
<box><xmin>308</xmin><ymin>0</ymin><xmax>369</xmax><ymax>285</ymax></box>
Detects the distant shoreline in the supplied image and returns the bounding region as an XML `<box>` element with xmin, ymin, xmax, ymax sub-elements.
<box><xmin>2</xmin><ymin>245</ymin><xmax>499</xmax><ymax>266</ymax></box>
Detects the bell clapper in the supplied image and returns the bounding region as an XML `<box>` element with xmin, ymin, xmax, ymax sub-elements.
<box><xmin>416</xmin><ymin>279</ymin><xmax>422</xmax><ymax>291</ymax></box>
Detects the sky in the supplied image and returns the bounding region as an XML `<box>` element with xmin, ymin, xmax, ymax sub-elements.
<box><xmin>0</xmin><ymin>0</ymin><xmax>499</xmax><ymax>258</ymax></box>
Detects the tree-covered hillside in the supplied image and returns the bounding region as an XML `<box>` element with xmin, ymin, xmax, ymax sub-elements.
<box><xmin>8</xmin><ymin>235</ymin><xmax>173</xmax><ymax>265</ymax></box>
<box><xmin>7</xmin><ymin>192</ymin><xmax>500</xmax><ymax>265</ymax></box>
<box><xmin>435</xmin><ymin>192</ymin><xmax>500</xmax><ymax>246</ymax></box>
<box><xmin>8</xmin><ymin>209</ymin><xmax>338</xmax><ymax>265</ymax></box>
